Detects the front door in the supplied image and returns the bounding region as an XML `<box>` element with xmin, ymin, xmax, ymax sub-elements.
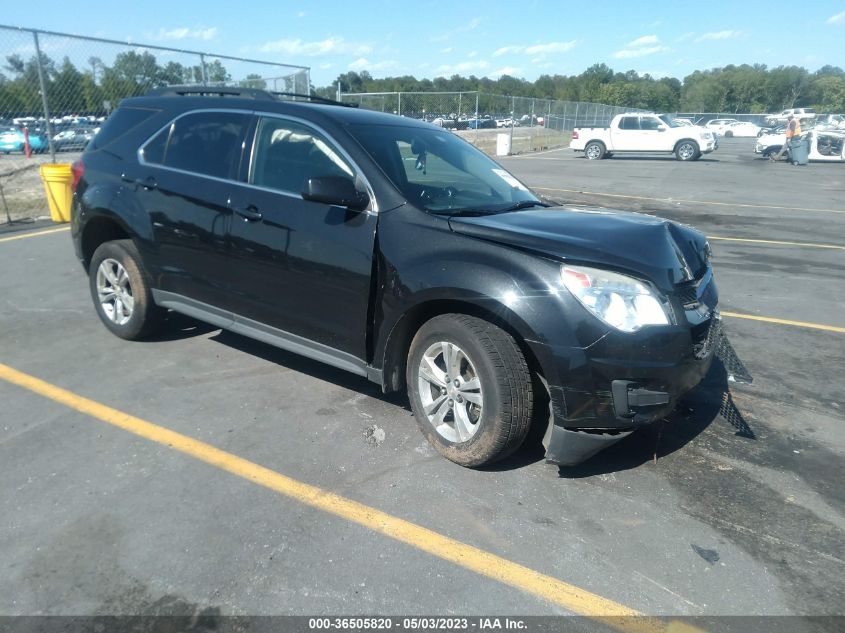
<box><xmin>225</xmin><ymin>115</ymin><xmax>378</xmax><ymax>360</ymax></box>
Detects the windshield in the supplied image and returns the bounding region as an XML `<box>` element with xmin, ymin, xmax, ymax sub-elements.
<box><xmin>658</xmin><ymin>114</ymin><xmax>685</xmax><ymax>128</ymax></box>
<box><xmin>348</xmin><ymin>123</ymin><xmax>541</xmax><ymax>214</ymax></box>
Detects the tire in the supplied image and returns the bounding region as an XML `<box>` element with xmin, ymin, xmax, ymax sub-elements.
<box><xmin>88</xmin><ymin>239</ymin><xmax>165</xmax><ymax>340</ymax></box>
<box><xmin>675</xmin><ymin>140</ymin><xmax>699</xmax><ymax>161</ymax></box>
<box><xmin>724</xmin><ymin>130</ymin><xmax>734</xmax><ymax>138</ymax></box>
<box><xmin>584</xmin><ymin>141</ymin><xmax>606</xmax><ymax>160</ymax></box>
<box><xmin>406</xmin><ymin>314</ymin><xmax>534</xmax><ymax>467</ymax></box>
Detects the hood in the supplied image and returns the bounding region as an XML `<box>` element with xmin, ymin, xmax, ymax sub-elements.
<box><xmin>448</xmin><ymin>206</ymin><xmax>709</xmax><ymax>290</ymax></box>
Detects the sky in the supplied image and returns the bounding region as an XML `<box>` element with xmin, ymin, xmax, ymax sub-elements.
<box><xmin>2</xmin><ymin>1</ymin><xmax>845</xmax><ymax>87</ymax></box>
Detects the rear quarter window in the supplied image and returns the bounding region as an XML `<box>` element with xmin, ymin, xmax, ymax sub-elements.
<box><xmin>87</xmin><ymin>107</ymin><xmax>160</xmax><ymax>151</ymax></box>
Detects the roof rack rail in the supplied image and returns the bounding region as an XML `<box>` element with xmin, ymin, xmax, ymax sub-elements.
<box><xmin>144</xmin><ymin>86</ymin><xmax>357</xmax><ymax>107</ymax></box>
<box><xmin>145</xmin><ymin>85</ymin><xmax>277</xmax><ymax>100</ymax></box>
<box><xmin>270</xmin><ymin>92</ymin><xmax>357</xmax><ymax>107</ymax></box>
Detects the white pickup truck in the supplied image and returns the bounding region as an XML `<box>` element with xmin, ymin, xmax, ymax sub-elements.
<box><xmin>570</xmin><ymin>112</ymin><xmax>717</xmax><ymax>161</ymax></box>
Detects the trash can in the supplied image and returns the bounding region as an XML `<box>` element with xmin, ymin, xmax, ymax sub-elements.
<box><xmin>39</xmin><ymin>163</ymin><xmax>73</xmax><ymax>223</ymax></box>
<box><xmin>787</xmin><ymin>137</ymin><xmax>810</xmax><ymax>166</ymax></box>
<box><xmin>496</xmin><ymin>133</ymin><xmax>511</xmax><ymax>156</ymax></box>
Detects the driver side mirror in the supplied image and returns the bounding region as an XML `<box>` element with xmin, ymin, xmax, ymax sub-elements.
<box><xmin>657</xmin><ymin>124</ymin><xmax>667</xmax><ymax>131</ymax></box>
<box><xmin>302</xmin><ymin>177</ymin><xmax>370</xmax><ymax>211</ymax></box>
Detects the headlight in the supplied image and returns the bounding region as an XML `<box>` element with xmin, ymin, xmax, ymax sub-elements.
<box><xmin>561</xmin><ymin>265</ymin><xmax>671</xmax><ymax>332</ymax></box>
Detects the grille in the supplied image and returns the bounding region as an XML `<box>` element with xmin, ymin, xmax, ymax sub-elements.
<box><xmin>677</xmin><ymin>284</ymin><xmax>699</xmax><ymax>308</ymax></box>
<box><xmin>692</xmin><ymin>316</ymin><xmax>720</xmax><ymax>360</ymax></box>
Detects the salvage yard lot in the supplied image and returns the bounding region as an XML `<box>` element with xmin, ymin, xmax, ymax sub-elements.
<box><xmin>0</xmin><ymin>138</ymin><xmax>843</xmax><ymax>627</ymax></box>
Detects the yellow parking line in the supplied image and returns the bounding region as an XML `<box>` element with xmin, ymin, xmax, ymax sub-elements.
<box><xmin>0</xmin><ymin>361</ymin><xmax>696</xmax><ymax>633</ymax></box>
<box><xmin>721</xmin><ymin>311</ymin><xmax>845</xmax><ymax>333</ymax></box>
<box><xmin>533</xmin><ymin>187</ymin><xmax>845</xmax><ymax>215</ymax></box>
<box><xmin>707</xmin><ymin>236</ymin><xmax>845</xmax><ymax>251</ymax></box>
<box><xmin>0</xmin><ymin>226</ymin><xmax>69</xmax><ymax>243</ymax></box>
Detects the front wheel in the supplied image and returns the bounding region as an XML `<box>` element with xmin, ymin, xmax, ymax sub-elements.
<box><xmin>675</xmin><ymin>140</ymin><xmax>699</xmax><ymax>161</ymax></box>
<box><xmin>89</xmin><ymin>239</ymin><xmax>165</xmax><ymax>340</ymax></box>
<box><xmin>406</xmin><ymin>314</ymin><xmax>534</xmax><ymax>467</ymax></box>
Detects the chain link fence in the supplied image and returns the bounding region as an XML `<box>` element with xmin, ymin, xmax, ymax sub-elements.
<box><xmin>339</xmin><ymin>91</ymin><xmax>649</xmax><ymax>155</ymax></box>
<box><xmin>0</xmin><ymin>24</ymin><xmax>309</xmax><ymax>223</ymax></box>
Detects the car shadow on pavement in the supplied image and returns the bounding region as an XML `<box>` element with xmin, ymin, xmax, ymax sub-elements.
<box><xmin>556</xmin><ymin>358</ymin><xmax>754</xmax><ymax>478</ymax></box>
<box><xmin>145</xmin><ymin>311</ymin><xmax>220</xmax><ymax>342</ymax></box>
<box><xmin>208</xmin><ymin>328</ymin><xmax>411</xmax><ymax>410</ymax></box>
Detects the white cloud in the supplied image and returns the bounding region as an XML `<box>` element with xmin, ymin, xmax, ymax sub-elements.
<box><xmin>258</xmin><ymin>37</ymin><xmax>372</xmax><ymax>57</ymax></box>
<box><xmin>524</xmin><ymin>41</ymin><xmax>577</xmax><ymax>55</ymax></box>
<box><xmin>348</xmin><ymin>58</ymin><xmax>369</xmax><ymax>71</ymax></box>
<box><xmin>628</xmin><ymin>34</ymin><xmax>659</xmax><ymax>47</ymax></box>
<box><xmin>468</xmin><ymin>51</ymin><xmax>478</xmax><ymax>58</ymax></box>
<box><xmin>440</xmin><ymin>47</ymin><xmax>453</xmax><ymax>54</ymax></box>
<box><xmin>155</xmin><ymin>26</ymin><xmax>218</xmax><ymax>41</ymax></box>
<box><xmin>492</xmin><ymin>66</ymin><xmax>522</xmax><ymax>77</ymax></box>
<box><xmin>677</xmin><ymin>32</ymin><xmax>695</xmax><ymax>42</ymax></box>
<box><xmin>612</xmin><ymin>45</ymin><xmax>669</xmax><ymax>59</ymax></box>
<box><xmin>296</xmin><ymin>11</ymin><xmax>305</xmax><ymax>18</ymax></box>
<box><xmin>493</xmin><ymin>41</ymin><xmax>577</xmax><ymax>57</ymax></box>
<box><xmin>612</xmin><ymin>35</ymin><xmax>669</xmax><ymax>58</ymax></box>
<box><xmin>348</xmin><ymin>58</ymin><xmax>398</xmax><ymax>72</ymax></box>
<box><xmin>434</xmin><ymin>60</ymin><xmax>489</xmax><ymax>75</ymax></box>
<box><xmin>696</xmin><ymin>30</ymin><xmax>742</xmax><ymax>42</ymax></box>
<box><xmin>318</xmin><ymin>62</ymin><xmax>333</xmax><ymax>70</ymax></box>
<box><xmin>826</xmin><ymin>11</ymin><xmax>845</xmax><ymax>24</ymax></box>
<box><xmin>431</xmin><ymin>18</ymin><xmax>483</xmax><ymax>42</ymax></box>
<box><xmin>493</xmin><ymin>45</ymin><xmax>523</xmax><ymax>57</ymax></box>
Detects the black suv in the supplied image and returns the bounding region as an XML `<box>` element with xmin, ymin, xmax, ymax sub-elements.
<box><xmin>71</xmin><ymin>87</ymin><xmax>719</xmax><ymax>467</ymax></box>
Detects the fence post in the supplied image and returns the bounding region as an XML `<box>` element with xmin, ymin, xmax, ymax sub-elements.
<box><xmin>200</xmin><ymin>53</ymin><xmax>208</xmax><ymax>85</ymax></box>
<box><xmin>458</xmin><ymin>92</ymin><xmax>462</xmax><ymax>116</ymax></box>
<box><xmin>529</xmin><ymin>99</ymin><xmax>535</xmax><ymax>151</ymax></box>
<box><xmin>32</xmin><ymin>30</ymin><xmax>56</xmax><ymax>162</ymax></box>
<box><xmin>509</xmin><ymin>96</ymin><xmax>515</xmax><ymax>154</ymax></box>
<box><xmin>475</xmin><ymin>92</ymin><xmax>479</xmax><ymax>145</ymax></box>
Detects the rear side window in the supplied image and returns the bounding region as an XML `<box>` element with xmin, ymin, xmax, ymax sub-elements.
<box><xmin>88</xmin><ymin>107</ymin><xmax>159</xmax><ymax>151</ymax></box>
<box><xmin>619</xmin><ymin>117</ymin><xmax>639</xmax><ymax>130</ymax></box>
<box><xmin>142</xmin><ymin>111</ymin><xmax>249</xmax><ymax>180</ymax></box>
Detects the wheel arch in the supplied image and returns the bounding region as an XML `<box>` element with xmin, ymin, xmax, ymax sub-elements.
<box><xmin>377</xmin><ymin>298</ymin><xmax>545</xmax><ymax>394</ymax></box>
<box><xmin>79</xmin><ymin>212</ymin><xmax>135</xmax><ymax>271</ymax></box>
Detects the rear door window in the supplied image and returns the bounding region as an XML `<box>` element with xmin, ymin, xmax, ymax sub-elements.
<box><xmin>619</xmin><ymin>116</ymin><xmax>640</xmax><ymax>130</ymax></box>
<box><xmin>142</xmin><ymin>111</ymin><xmax>249</xmax><ymax>180</ymax></box>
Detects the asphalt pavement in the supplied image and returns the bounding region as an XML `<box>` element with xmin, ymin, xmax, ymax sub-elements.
<box><xmin>0</xmin><ymin>138</ymin><xmax>842</xmax><ymax>629</ymax></box>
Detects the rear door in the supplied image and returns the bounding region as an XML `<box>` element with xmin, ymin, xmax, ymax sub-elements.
<box><xmin>225</xmin><ymin>114</ymin><xmax>378</xmax><ymax>360</ymax></box>
<box><xmin>610</xmin><ymin>115</ymin><xmax>642</xmax><ymax>150</ymax></box>
<box><xmin>136</xmin><ymin>109</ymin><xmax>250</xmax><ymax>307</ymax></box>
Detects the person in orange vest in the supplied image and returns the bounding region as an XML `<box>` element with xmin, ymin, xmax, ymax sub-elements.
<box><xmin>772</xmin><ymin>114</ymin><xmax>801</xmax><ymax>160</ymax></box>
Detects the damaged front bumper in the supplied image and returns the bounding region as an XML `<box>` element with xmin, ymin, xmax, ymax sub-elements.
<box><xmin>531</xmin><ymin>314</ymin><xmax>731</xmax><ymax>466</ymax></box>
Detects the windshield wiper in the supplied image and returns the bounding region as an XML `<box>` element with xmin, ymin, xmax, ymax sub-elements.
<box><xmin>494</xmin><ymin>200</ymin><xmax>550</xmax><ymax>213</ymax></box>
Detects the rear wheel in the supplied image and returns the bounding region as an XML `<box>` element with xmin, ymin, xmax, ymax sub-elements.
<box><xmin>724</xmin><ymin>130</ymin><xmax>734</xmax><ymax>138</ymax></box>
<box><xmin>406</xmin><ymin>314</ymin><xmax>534</xmax><ymax>467</ymax></box>
<box><xmin>675</xmin><ymin>140</ymin><xmax>699</xmax><ymax>161</ymax></box>
<box><xmin>89</xmin><ymin>239</ymin><xmax>165</xmax><ymax>340</ymax></box>
<box><xmin>584</xmin><ymin>141</ymin><xmax>606</xmax><ymax>160</ymax></box>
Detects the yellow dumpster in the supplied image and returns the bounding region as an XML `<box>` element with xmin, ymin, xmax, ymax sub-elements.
<box><xmin>39</xmin><ymin>163</ymin><xmax>73</xmax><ymax>223</ymax></box>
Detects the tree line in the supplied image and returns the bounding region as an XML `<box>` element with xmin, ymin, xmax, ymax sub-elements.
<box><xmin>2</xmin><ymin>50</ymin><xmax>844</xmax><ymax>117</ymax></box>
<box><xmin>0</xmin><ymin>51</ymin><xmax>270</xmax><ymax>116</ymax></box>
<box><xmin>318</xmin><ymin>63</ymin><xmax>845</xmax><ymax>113</ymax></box>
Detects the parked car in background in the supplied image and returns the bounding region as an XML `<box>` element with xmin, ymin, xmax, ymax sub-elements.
<box><xmin>0</xmin><ymin>126</ymin><xmax>49</xmax><ymax>154</ymax></box>
<box><xmin>765</xmin><ymin>108</ymin><xmax>816</xmax><ymax>125</ymax></box>
<box><xmin>755</xmin><ymin>128</ymin><xmax>845</xmax><ymax>161</ymax></box>
<box><xmin>815</xmin><ymin>114</ymin><xmax>845</xmax><ymax>130</ymax></box>
<box><xmin>572</xmin><ymin>112</ymin><xmax>716</xmax><ymax>160</ymax></box>
<box><xmin>703</xmin><ymin>118</ymin><xmax>741</xmax><ymax>136</ymax></box>
<box><xmin>467</xmin><ymin>116</ymin><xmax>497</xmax><ymax>129</ymax></box>
<box><xmin>757</xmin><ymin>124</ymin><xmax>787</xmax><ymax>138</ymax></box>
<box><xmin>52</xmin><ymin>127</ymin><xmax>96</xmax><ymax>151</ymax></box>
<box><xmin>721</xmin><ymin>121</ymin><xmax>761</xmax><ymax>137</ymax></box>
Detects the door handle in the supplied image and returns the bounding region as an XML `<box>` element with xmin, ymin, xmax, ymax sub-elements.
<box><xmin>121</xmin><ymin>174</ymin><xmax>157</xmax><ymax>190</ymax></box>
<box><xmin>233</xmin><ymin>205</ymin><xmax>263</xmax><ymax>221</ymax></box>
